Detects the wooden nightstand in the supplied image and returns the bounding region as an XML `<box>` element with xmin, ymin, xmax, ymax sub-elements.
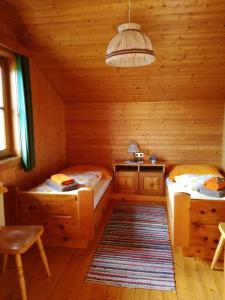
<box><xmin>113</xmin><ymin>160</ymin><xmax>166</xmax><ymax>196</ymax></box>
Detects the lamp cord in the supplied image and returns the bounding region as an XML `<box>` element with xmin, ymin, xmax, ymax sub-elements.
<box><xmin>128</xmin><ymin>0</ymin><xmax>131</xmax><ymax>22</ymax></box>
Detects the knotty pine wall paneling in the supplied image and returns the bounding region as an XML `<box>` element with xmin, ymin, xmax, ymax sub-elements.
<box><xmin>0</xmin><ymin>19</ymin><xmax>66</xmax><ymax>222</ymax></box>
<box><xmin>66</xmin><ymin>101</ymin><xmax>224</xmax><ymax>170</ymax></box>
<box><xmin>222</xmin><ymin>102</ymin><xmax>225</xmax><ymax>171</ymax></box>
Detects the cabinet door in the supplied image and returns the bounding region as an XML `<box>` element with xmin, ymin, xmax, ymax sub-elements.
<box><xmin>139</xmin><ymin>172</ymin><xmax>164</xmax><ymax>196</ymax></box>
<box><xmin>115</xmin><ymin>172</ymin><xmax>138</xmax><ymax>194</ymax></box>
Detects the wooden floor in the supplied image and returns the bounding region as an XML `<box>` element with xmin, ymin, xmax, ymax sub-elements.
<box><xmin>0</xmin><ymin>202</ymin><xmax>224</xmax><ymax>300</ymax></box>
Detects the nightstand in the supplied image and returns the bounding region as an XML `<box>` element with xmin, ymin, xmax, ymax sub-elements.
<box><xmin>113</xmin><ymin>160</ymin><xmax>166</xmax><ymax>196</ymax></box>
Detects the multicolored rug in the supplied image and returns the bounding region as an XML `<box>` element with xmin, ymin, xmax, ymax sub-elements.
<box><xmin>85</xmin><ymin>203</ymin><xmax>176</xmax><ymax>291</ymax></box>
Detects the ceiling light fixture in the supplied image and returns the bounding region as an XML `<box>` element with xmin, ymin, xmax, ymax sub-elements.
<box><xmin>105</xmin><ymin>0</ymin><xmax>156</xmax><ymax>67</ymax></box>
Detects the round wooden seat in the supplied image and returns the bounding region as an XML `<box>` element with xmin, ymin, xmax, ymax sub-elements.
<box><xmin>0</xmin><ymin>225</ymin><xmax>50</xmax><ymax>300</ymax></box>
<box><xmin>0</xmin><ymin>225</ymin><xmax>44</xmax><ymax>254</ymax></box>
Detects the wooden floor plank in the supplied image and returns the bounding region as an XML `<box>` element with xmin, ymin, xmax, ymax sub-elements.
<box><xmin>105</xmin><ymin>286</ymin><xmax>121</xmax><ymax>300</ymax></box>
<box><xmin>78</xmin><ymin>283</ymin><xmax>109</xmax><ymax>300</ymax></box>
<box><xmin>47</xmin><ymin>250</ymin><xmax>86</xmax><ymax>300</ymax></box>
<box><xmin>119</xmin><ymin>288</ymin><xmax>136</xmax><ymax>300</ymax></box>
<box><xmin>196</xmin><ymin>258</ymin><xmax>221</xmax><ymax>300</ymax></box>
<box><xmin>148</xmin><ymin>290</ymin><xmax>164</xmax><ymax>299</ymax></box>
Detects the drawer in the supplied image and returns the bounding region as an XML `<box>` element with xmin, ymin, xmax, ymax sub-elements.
<box><xmin>139</xmin><ymin>172</ymin><xmax>164</xmax><ymax>196</ymax></box>
<box><xmin>190</xmin><ymin>200</ymin><xmax>225</xmax><ymax>224</ymax></box>
<box><xmin>189</xmin><ymin>223</ymin><xmax>220</xmax><ymax>248</ymax></box>
<box><xmin>114</xmin><ymin>171</ymin><xmax>138</xmax><ymax>194</ymax></box>
<box><xmin>17</xmin><ymin>193</ymin><xmax>77</xmax><ymax>216</ymax></box>
<box><xmin>19</xmin><ymin>213</ymin><xmax>79</xmax><ymax>239</ymax></box>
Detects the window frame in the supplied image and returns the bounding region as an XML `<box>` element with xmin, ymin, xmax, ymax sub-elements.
<box><xmin>0</xmin><ymin>46</ymin><xmax>18</xmax><ymax>161</ymax></box>
<box><xmin>0</xmin><ymin>57</ymin><xmax>13</xmax><ymax>158</ymax></box>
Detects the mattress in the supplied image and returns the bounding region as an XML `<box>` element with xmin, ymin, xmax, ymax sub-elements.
<box><xmin>166</xmin><ymin>177</ymin><xmax>225</xmax><ymax>201</ymax></box>
<box><xmin>29</xmin><ymin>177</ymin><xmax>112</xmax><ymax>210</ymax></box>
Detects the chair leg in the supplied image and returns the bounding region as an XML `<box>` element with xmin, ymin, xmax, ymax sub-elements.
<box><xmin>36</xmin><ymin>237</ymin><xmax>51</xmax><ymax>277</ymax></box>
<box><xmin>15</xmin><ymin>254</ymin><xmax>27</xmax><ymax>300</ymax></box>
<box><xmin>211</xmin><ymin>235</ymin><xmax>225</xmax><ymax>270</ymax></box>
<box><xmin>2</xmin><ymin>254</ymin><xmax>8</xmax><ymax>273</ymax></box>
<box><xmin>224</xmin><ymin>250</ymin><xmax>225</xmax><ymax>300</ymax></box>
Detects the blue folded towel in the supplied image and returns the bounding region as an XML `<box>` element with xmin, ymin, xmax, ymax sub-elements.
<box><xmin>198</xmin><ymin>186</ymin><xmax>225</xmax><ymax>198</ymax></box>
<box><xmin>45</xmin><ymin>179</ymin><xmax>79</xmax><ymax>192</ymax></box>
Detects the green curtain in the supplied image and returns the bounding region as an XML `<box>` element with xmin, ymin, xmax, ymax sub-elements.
<box><xmin>16</xmin><ymin>54</ymin><xmax>35</xmax><ymax>171</ymax></box>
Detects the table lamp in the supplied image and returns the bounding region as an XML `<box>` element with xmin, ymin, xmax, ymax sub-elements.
<box><xmin>128</xmin><ymin>142</ymin><xmax>140</xmax><ymax>161</ymax></box>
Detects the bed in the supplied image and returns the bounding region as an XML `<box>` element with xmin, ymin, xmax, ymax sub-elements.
<box><xmin>16</xmin><ymin>165</ymin><xmax>113</xmax><ymax>249</ymax></box>
<box><xmin>166</xmin><ymin>164</ymin><xmax>225</xmax><ymax>260</ymax></box>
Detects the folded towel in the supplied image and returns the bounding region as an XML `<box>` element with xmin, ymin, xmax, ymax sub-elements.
<box><xmin>204</xmin><ymin>176</ymin><xmax>225</xmax><ymax>191</ymax></box>
<box><xmin>45</xmin><ymin>179</ymin><xmax>79</xmax><ymax>192</ymax></box>
<box><xmin>198</xmin><ymin>186</ymin><xmax>225</xmax><ymax>198</ymax></box>
<box><xmin>50</xmin><ymin>174</ymin><xmax>74</xmax><ymax>186</ymax></box>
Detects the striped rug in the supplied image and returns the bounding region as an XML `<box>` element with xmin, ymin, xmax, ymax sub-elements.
<box><xmin>85</xmin><ymin>203</ymin><xmax>176</xmax><ymax>291</ymax></box>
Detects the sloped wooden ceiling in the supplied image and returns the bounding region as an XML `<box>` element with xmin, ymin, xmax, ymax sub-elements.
<box><xmin>0</xmin><ymin>0</ymin><xmax>225</xmax><ymax>103</ymax></box>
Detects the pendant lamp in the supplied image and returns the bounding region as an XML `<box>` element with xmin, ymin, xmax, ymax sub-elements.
<box><xmin>105</xmin><ymin>0</ymin><xmax>156</xmax><ymax>67</ymax></box>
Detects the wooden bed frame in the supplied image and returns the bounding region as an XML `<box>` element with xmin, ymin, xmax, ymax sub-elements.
<box><xmin>16</xmin><ymin>181</ymin><xmax>113</xmax><ymax>249</ymax></box>
<box><xmin>166</xmin><ymin>185</ymin><xmax>225</xmax><ymax>260</ymax></box>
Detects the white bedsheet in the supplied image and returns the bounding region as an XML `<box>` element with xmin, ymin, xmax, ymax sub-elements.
<box><xmin>166</xmin><ymin>177</ymin><xmax>225</xmax><ymax>201</ymax></box>
<box><xmin>29</xmin><ymin>177</ymin><xmax>112</xmax><ymax>210</ymax></box>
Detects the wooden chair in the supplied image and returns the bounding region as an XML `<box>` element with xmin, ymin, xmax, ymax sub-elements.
<box><xmin>211</xmin><ymin>223</ymin><xmax>225</xmax><ymax>270</ymax></box>
<box><xmin>0</xmin><ymin>225</ymin><xmax>51</xmax><ymax>300</ymax></box>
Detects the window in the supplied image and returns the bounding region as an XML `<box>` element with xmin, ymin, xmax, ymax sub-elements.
<box><xmin>0</xmin><ymin>48</ymin><xmax>19</xmax><ymax>160</ymax></box>
<box><xmin>0</xmin><ymin>58</ymin><xmax>11</xmax><ymax>157</ymax></box>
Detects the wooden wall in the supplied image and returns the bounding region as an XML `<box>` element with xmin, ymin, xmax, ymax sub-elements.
<box><xmin>0</xmin><ymin>19</ymin><xmax>66</xmax><ymax>223</ymax></box>
<box><xmin>66</xmin><ymin>101</ymin><xmax>224</xmax><ymax>170</ymax></box>
<box><xmin>222</xmin><ymin>103</ymin><xmax>225</xmax><ymax>171</ymax></box>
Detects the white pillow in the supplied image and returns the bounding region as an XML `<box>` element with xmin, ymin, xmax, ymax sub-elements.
<box><xmin>174</xmin><ymin>174</ymin><xmax>216</xmax><ymax>191</ymax></box>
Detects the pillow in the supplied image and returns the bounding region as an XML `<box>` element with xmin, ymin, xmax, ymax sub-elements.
<box><xmin>169</xmin><ymin>164</ymin><xmax>223</xmax><ymax>182</ymax></box>
<box><xmin>60</xmin><ymin>165</ymin><xmax>112</xmax><ymax>179</ymax></box>
<box><xmin>173</xmin><ymin>174</ymin><xmax>216</xmax><ymax>191</ymax></box>
<box><xmin>68</xmin><ymin>172</ymin><xmax>102</xmax><ymax>188</ymax></box>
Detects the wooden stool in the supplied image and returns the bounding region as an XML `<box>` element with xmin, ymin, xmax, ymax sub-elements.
<box><xmin>211</xmin><ymin>223</ymin><xmax>225</xmax><ymax>270</ymax></box>
<box><xmin>0</xmin><ymin>225</ymin><xmax>51</xmax><ymax>300</ymax></box>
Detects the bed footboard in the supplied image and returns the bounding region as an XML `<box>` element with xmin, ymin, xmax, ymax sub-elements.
<box><xmin>166</xmin><ymin>184</ymin><xmax>225</xmax><ymax>259</ymax></box>
<box><xmin>16</xmin><ymin>187</ymin><xmax>96</xmax><ymax>248</ymax></box>
<box><xmin>166</xmin><ymin>186</ymin><xmax>190</xmax><ymax>247</ymax></box>
<box><xmin>182</xmin><ymin>199</ymin><xmax>225</xmax><ymax>259</ymax></box>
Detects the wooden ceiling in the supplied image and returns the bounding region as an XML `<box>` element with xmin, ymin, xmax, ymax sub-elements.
<box><xmin>0</xmin><ymin>0</ymin><xmax>225</xmax><ymax>103</ymax></box>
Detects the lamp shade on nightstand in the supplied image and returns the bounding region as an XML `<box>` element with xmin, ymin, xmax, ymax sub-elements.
<box><xmin>128</xmin><ymin>143</ymin><xmax>140</xmax><ymax>154</ymax></box>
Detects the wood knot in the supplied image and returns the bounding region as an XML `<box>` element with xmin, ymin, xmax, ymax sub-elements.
<box><xmin>200</xmin><ymin>210</ymin><xmax>205</xmax><ymax>214</ymax></box>
<box><xmin>214</xmin><ymin>239</ymin><xmax>219</xmax><ymax>244</ymax></box>
<box><xmin>64</xmin><ymin>236</ymin><xmax>69</xmax><ymax>241</ymax></box>
<box><xmin>193</xmin><ymin>222</ymin><xmax>201</xmax><ymax>228</ymax></box>
<box><xmin>211</xmin><ymin>208</ymin><xmax>216</xmax><ymax>213</ymax></box>
<box><xmin>59</xmin><ymin>224</ymin><xmax>65</xmax><ymax>230</ymax></box>
<box><xmin>203</xmin><ymin>236</ymin><xmax>208</xmax><ymax>241</ymax></box>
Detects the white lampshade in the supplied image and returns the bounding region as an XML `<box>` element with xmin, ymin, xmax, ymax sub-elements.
<box><xmin>128</xmin><ymin>142</ymin><xmax>140</xmax><ymax>153</ymax></box>
<box><xmin>106</xmin><ymin>23</ymin><xmax>156</xmax><ymax>67</ymax></box>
